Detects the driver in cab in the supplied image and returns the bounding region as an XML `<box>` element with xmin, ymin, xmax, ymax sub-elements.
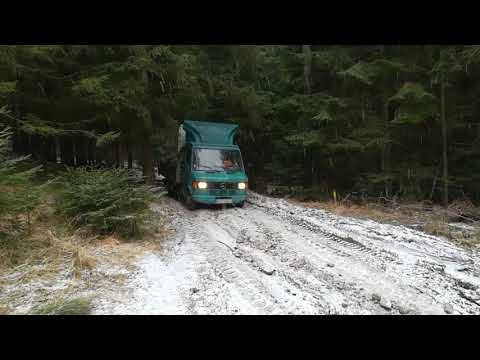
<box><xmin>223</xmin><ymin>154</ymin><xmax>235</xmax><ymax>169</ymax></box>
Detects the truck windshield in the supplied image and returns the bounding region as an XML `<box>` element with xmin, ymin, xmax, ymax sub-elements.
<box><xmin>193</xmin><ymin>148</ymin><xmax>244</xmax><ymax>172</ymax></box>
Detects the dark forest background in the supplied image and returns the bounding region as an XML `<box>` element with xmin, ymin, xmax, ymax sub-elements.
<box><xmin>2</xmin><ymin>45</ymin><xmax>480</xmax><ymax>205</ymax></box>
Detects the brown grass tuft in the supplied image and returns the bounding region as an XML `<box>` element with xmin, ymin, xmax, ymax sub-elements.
<box><xmin>72</xmin><ymin>247</ymin><xmax>97</xmax><ymax>276</ymax></box>
<box><xmin>423</xmin><ymin>220</ymin><xmax>452</xmax><ymax>238</ymax></box>
<box><xmin>103</xmin><ymin>236</ymin><xmax>121</xmax><ymax>246</ymax></box>
<box><xmin>30</xmin><ymin>296</ymin><xmax>93</xmax><ymax>315</ymax></box>
<box><xmin>0</xmin><ymin>304</ymin><xmax>10</xmax><ymax>315</ymax></box>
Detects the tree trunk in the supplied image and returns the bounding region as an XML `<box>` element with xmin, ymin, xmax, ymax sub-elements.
<box><xmin>127</xmin><ymin>143</ymin><xmax>133</xmax><ymax>169</ymax></box>
<box><xmin>105</xmin><ymin>146</ymin><xmax>114</xmax><ymax>168</ymax></box>
<box><xmin>12</xmin><ymin>130</ymin><xmax>20</xmax><ymax>154</ymax></box>
<box><xmin>75</xmin><ymin>136</ymin><xmax>88</xmax><ymax>167</ymax></box>
<box><xmin>382</xmin><ymin>102</ymin><xmax>392</xmax><ymax>198</ymax></box>
<box><xmin>311</xmin><ymin>151</ymin><xmax>317</xmax><ymax>189</ymax></box>
<box><xmin>72</xmin><ymin>139</ymin><xmax>77</xmax><ymax>167</ymax></box>
<box><xmin>39</xmin><ymin>136</ymin><xmax>51</xmax><ymax>164</ymax></box>
<box><xmin>60</xmin><ymin>137</ymin><xmax>75</xmax><ymax>167</ymax></box>
<box><xmin>115</xmin><ymin>142</ymin><xmax>120</xmax><ymax>168</ymax></box>
<box><xmin>54</xmin><ymin>137</ymin><xmax>60</xmax><ymax>163</ymax></box>
<box><xmin>302</xmin><ymin>45</ymin><xmax>312</xmax><ymax>95</ymax></box>
<box><xmin>46</xmin><ymin>137</ymin><xmax>57</xmax><ymax>162</ymax></box>
<box><xmin>88</xmin><ymin>138</ymin><xmax>96</xmax><ymax>165</ymax></box>
<box><xmin>14</xmin><ymin>131</ymin><xmax>26</xmax><ymax>155</ymax></box>
<box><xmin>303</xmin><ymin>146</ymin><xmax>309</xmax><ymax>189</ymax></box>
<box><xmin>30</xmin><ymin>135</ymin><xmax>41</xmax><ymax>161</ymax></box>
<box><xmin>142</xmin><ymin>137</ymin><xmax>154</xmax><ymax>184</ymax></box>
<box><xmin>12</xmin><ymin>68</ymin><xmax>22</xmax><ymax>154</ymax></box>
<box><xmin>95</xmin><ymin>147</ymin><xmax>103</xmax><ymax>167</ymax></box>
<box><xmin>430</xmin><ymin>174</ymin><xmax>438</xmax><ymax>201</ymax></box>
<box><xmin>40</xmin><ymin>136</ymin><xmax>48</xmax><ymax>163</ymax></box>
<box><xmin>441</xmin><ymin>73</ymin><xmax>448</xmax><ymax>207</ymax></box>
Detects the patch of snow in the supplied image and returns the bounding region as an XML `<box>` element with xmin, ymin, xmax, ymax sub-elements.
<box><xmin>20</xmin><ymin>191</ymin><xmax>479</xmax><ymax>315</ymax></box>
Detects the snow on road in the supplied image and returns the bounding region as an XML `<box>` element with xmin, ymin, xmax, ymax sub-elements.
<box><xmin>94</xmin><ymin>192</ymin><xmax>480</xmax><ymax>315</ymax></box>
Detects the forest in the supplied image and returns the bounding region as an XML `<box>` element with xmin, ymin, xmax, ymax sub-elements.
<box><xmin>2</xmin><ymin>45</ymin><xmax>480</xmax><ymax>205</ymax></box>
<box><xmin>4</xmin><ymin>45</ymin><xmax>480</xmax><ymax>316</ymax></box>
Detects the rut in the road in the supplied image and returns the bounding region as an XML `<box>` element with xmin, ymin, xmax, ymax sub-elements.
<box><xmin>245</xmin><ymin>193</ymin><xmax>480</xmax><ymax>314</ymax></box>
<box><xmin>95</xmin><ymin>193</ymin><xmax>480</xmax><ymax>315</ymax></box>
<box><xmin>183</xmin><ymin>213</ymin><xmax>285</xmax><ymax>314</ymax></box>
<box><xmin>207</xmin><ymin>210</ymin><xmax>379</xmax><ymax>314</ymax></box>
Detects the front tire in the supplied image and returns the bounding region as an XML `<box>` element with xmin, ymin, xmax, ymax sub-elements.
<box><xmin>185</xmin><ymin>193</ymin><xmax>196</xmax><ymax>210</ymax></box>
<box><xmin>236</xmin><ymin>201</ymin><xmax>245</xmax><ymax>208</ymax></box>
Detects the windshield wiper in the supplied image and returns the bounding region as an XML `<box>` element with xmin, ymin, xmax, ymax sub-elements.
<box><xmin>196</xmin><ymin>165</ymin><xmax>223</xmax><ymax>172</ymax></box>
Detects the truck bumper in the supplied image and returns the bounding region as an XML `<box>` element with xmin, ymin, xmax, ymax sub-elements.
<box><xmin>192</xmin><ymin>193</ymin><xmax>247</xmax><ymax>205</ymax></box>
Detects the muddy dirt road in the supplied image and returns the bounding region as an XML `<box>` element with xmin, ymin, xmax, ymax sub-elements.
<box><xmin>94</xmin><ymin>192</ymin><xmax>480</xmax><ymax>315</ymax></box>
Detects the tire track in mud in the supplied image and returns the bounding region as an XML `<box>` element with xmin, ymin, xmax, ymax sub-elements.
<box><xmin>179</xmin><ymin>209</ymin><xmax>293</xmax><ymax>314</ymax></box>
<box><xmin>201</xmin><ymin>207</ymin><xmax>384</xmax><ymax>314</ymax></box>
<box><xmin>249</xmin><ymin>199</ymin><xmax>396</xmax><ymax>263</ymax></box>
<box><xmin>98</xmin><ymin>194</ymin><xmax>480</xmax><ymax>315</ymax></box>
<box><xmin>195</xmin><ymin>208</ymin><xmax>350</xmax><ymax>314</ymax></box>
<box><xmin>245</xmin><ymin>194</ymin><xmax>480</xmax><ymax>314</ymax></box>
<box><xmin>248</xmin><ymin>207</ymin><xmax>432</xmax><ymax>311</ymax></box>
<box><xmin>199</xmin><ymin>213</ymin><xmax>337</xmax><ymax>314</ymax></box>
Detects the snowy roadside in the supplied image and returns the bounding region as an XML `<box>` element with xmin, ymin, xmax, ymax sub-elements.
<box><xmin>2</xmin><ymin>191</ymin><xmax>479</xmax><ymax>315</ymax></box>
<box><xmin>91</xmin><ymin>192</ymin><xmax>480</xmax><ymax>315</ymax></box>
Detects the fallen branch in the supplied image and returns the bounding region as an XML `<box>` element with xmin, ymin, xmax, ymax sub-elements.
<box><xmin>341</xmin><ymin>193</ymin><xmax>352</xmax><ymax>203</ymax></box>
<box><xmin>216</xmin><ymin>240</ymin><xmax>235</xmax><ymax>253</ymax></box>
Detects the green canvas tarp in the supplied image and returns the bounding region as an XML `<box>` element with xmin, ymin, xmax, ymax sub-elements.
<box><xmin>182</xmin><ymin>120</ymin><xmax>239</xmax><ymax>146</ymax></box>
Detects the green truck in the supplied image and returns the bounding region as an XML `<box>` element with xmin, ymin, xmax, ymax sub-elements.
<box><xmin>168</xmin><ymin>120</ymin><xmax>249</xmax><ymax>209</ymax></box>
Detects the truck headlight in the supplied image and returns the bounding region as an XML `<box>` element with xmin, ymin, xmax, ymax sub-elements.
<box><xmin>238</xmin><ymin>182</ymin><xmax>247</xmax><ymax>190</ymax></box>
<box><xmin>193</xmin><ymin>181</ymin><xmax>208</xmax><ymax>189</ymax></box>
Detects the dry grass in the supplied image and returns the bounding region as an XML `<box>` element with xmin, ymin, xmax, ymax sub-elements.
<box><xmin>0</xmin><ymin>304</ymin><xmax>10</xmax><ymax>315</ymax></box>
<box><xmin>292</xmin><ymin>200</ymin><xmax>413</xmax><ymax>224</ymax></box>
<box><xmin>0</xmin><ymin>217</ymin><xmax>169</xmax><ymax>315</ymax></box>
<box><xmin>71</xmin><ymin>246</ymin><xmax>97</xmax><ymax>278</ymax></box>
<box><xmin>461</xmin><ymin>231</ymin><xmax>480</xmax><ymax>247</ymax></box>
<box><xmin>30</xmin><ymin>296</ymin><xmax>93</xmax><ymax>315</ymax></box>
<box><xmin>1</xmin><ymin>181</ymin><xmax>173</xmax><ymax>315</ymax></box>
<box><xmin>423</xmin><ymin>220</ymin><xmax>452</xmax><ymax>238</ymax></box>
<box><xmin>1</xmin><ymin>198</ymin><xmax>171</xmax><ymax>271</ymax></box>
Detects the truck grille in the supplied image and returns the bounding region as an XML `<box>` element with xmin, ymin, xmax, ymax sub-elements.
<box><xmin>209</xmin><ymin>182</ymin><xmax>236</xmax><ymax>190</ymax></box>
<box><xmin>206</xmin><ymin>182</ymin><xmax>240</xmax><ymax>196</ymax></box>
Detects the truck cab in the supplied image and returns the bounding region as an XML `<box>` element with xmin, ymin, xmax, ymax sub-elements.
<box><xmin>174</xmin><ymin>120</ymin><xmax>248</xmax><ymax>209</ymax></box>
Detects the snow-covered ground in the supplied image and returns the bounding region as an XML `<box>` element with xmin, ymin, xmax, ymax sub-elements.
<box><xmin>93</xmin><ymin>192</ymin><xmax>480</xmax><ymax>315</ymax></box>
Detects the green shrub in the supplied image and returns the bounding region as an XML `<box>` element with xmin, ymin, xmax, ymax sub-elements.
<box><xmin>1</xmin><ymin>127</ymin><xmax>46</xmax><ymax>269</ymax></box>
<box><xmin>0</xmin><ymin>127</ymin><xmax>43</xmax><ymax>230</ymax></box>
<box><xmin>55</xmin><ymin>167</ymin><xmax>153</xmax><ymax>238</ymax></box>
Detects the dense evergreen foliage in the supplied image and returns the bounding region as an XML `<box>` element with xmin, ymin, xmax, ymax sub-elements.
<box><xmin>56</xmin><ymin>168</ymin><xmax>153</xmax><ymax>237</ymax></box>
<box><xmin>0</xmin><ymin>124</ymin><xmax>42</xmax><ymax>229</ymax></box>
<box><xmin>1</xmin><ymin>123</ymin><xmax>45</xmax><ymax>264</ymax></box>
<box><xmin>1</xmin><ymin>45</ymin><xmax>480</xmax><ymax>204</ymax></box>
